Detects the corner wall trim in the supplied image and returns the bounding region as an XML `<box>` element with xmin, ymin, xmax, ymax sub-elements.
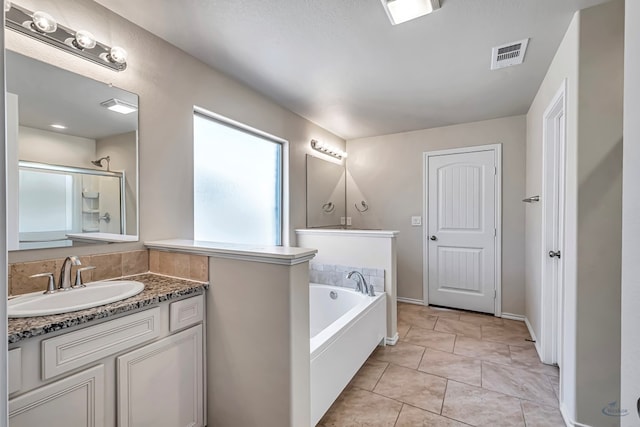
<box><xmin>385</xmin><ymin>333</ymin><xmax>399</xmax><ymax>345</ymax></box>
<box><xmin>524</xmin><ymin>316</ymin><xmax>542</xmax><ymax>360</ymax></box>
<box><xmin>560</xmin><ymin>403</ymin><xmax>592</xmax><ymax>427</ymax></box>
<box><xmin>396</xmin><ymin>297</ymin><xmax>424</xmax><ymax>305</ymax></box>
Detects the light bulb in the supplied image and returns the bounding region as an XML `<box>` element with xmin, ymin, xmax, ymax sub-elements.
<box><xmin>74</xmin><ymin>30</ymin><xmax>96</xmax><ymax>49</ymax></box>
<box><xmin>4</xmin><ymin>1</ymin><xmax>11</xmax><ymax>13</ymax></box>
<box><xmin>108</xmin><ymin>46</ymin><xmax>127</xmax><ymax>64</ymax></box>
<box><xmin>31</xmin><ymin>11</ymin><xmax>57</xmax><ymax>33</ymax></box>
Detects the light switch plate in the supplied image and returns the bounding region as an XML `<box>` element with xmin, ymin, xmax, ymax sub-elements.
<box><xmin>346</xmin><ymin>217</ymin><xmax>352</xmax><ymax>226</ymax></box>
<box><xmin>411</xmin><ymin>216</ymin><xmax>422</xmax><ymax>226</ymax></box>
<box><xmin>340</xmin><ymin>217</ymin><xmax>346</xmax><ymax>225</ymax></box>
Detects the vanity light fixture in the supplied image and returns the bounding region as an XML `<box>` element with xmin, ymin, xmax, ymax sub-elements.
<box><xmin>100</xmin><ymin>98</ymin><xmax>138</xmax><ymax>115</ymax></box>
<box><xmin>311</xmin><ymin>139</ymin><xmax>347</xmax><ymax>160</ymax></box>
<box><xmin>5</xmin><ymin>2</ymin><xmax>128</xmax><ymax>71</ymax></box>
<box><xmin>381</xmin><ymin>0</ymin><xmax>441</xmax><ymax>25</ymax></box>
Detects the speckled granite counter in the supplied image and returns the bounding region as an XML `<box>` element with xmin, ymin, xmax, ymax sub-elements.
<box><xmin>8</xmin><ymin>273</ymin><xmax>208</xmax><ymax>344</ymax></box>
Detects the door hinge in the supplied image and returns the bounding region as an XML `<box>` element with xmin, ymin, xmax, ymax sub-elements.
<box><xmin>494</xmin><ymin>290</ymin><xmax>497</xmax><ymax>299</ymax></box>
<box><xmin>494</xmin><ymin>228</ymin><xmax>497</xmax><ymax>237</ymax></box>
<box><xmin>493</xmin><ymin>166</ymin><xmax>497</xmax><ymax>175</ymax></box>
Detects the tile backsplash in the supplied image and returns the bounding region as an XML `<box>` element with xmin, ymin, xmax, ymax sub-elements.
<box><xmin>9</xmin><ymin>250</ymin><xmax>148</xmax><ymax>296</ymax></box>
<box><xmin>309</xmin><ymin>262</ymin><xmax>385</xmax><ymax>292</ymax></box>
<box><xmin>8</xmin><ymin>249</ymin><xmax>210</xmax><ymax>296</ymax></box>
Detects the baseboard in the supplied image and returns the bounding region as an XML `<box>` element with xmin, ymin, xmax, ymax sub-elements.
<box><xmin>385</xmin><ymin>333</ymin><xmax>399</xmax><ymax>345</ymax></box>
<box><xmin>396</xmin><ymin>297</ymin><xmax>424</xmax><ymax>305</ymax></box>
<box><xmin>560</xmin><ymin>404</ymin><xmax>591</xmax><ymax>427</ymax></box>
<box><xmin>523</xmin><ymin>316</ymin><xmax>542</xmax><ymax>359</ymax></box>
<box><xmin>501</xmin><ymin>312</ymin><xmax>525</xmax><ymax>321</ymax></box>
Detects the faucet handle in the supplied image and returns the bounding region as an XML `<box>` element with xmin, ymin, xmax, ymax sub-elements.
<box><xmin>73</xmin><ymin>266</ymin><xmax>96</xmax><ymax>288</ymax></box>
<box><xmin>30</xmin><ymin>272</ymin><xmax>57</xmax><ymax>294</ymax></box>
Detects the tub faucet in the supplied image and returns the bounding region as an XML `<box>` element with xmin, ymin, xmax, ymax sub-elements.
<box><xmin>59</xmin><ymin>255</ymin><xmax>81</xmax><ymax>291</ymax></box>
<box><xmin>346</xmin><ymin>271</ymin><xmax>375</xmax><ymax>297</ymax></box>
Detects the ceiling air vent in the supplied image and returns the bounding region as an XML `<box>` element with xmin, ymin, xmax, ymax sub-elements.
<box><xmin>491</xmin><ymin>38</ymin><xmax>529</xmax><ymax>70</ymax></box>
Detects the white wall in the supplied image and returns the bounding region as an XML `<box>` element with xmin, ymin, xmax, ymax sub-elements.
<box><xmin>6</xmin><ymin>0</ymin><xmax>345</xmax><ymax>264</ymax></box>
<box><xmin>346</xmin><ymin>115</ymin><xmax>526</xmax><ymax>315</ymax></box>
<box><xmin>525</xmin><ymin>13</ymin><xmax>579</xmax><ymax>417</ymax></box>
<box><xmin>621</xmin><ymin>0</ymin><xmax>640</xmax><ymax>424</ymax></box>
<box><xmin>18</xmin><ymin>126</ymin><xmax>96</xmax><ymax>168</ymax></box>
<box><xmin>525</xmin><ymin>2</ymin><xmax>624</xmax><ymax>425</ymax></box>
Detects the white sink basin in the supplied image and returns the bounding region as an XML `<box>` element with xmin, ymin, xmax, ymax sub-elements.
<box><xmin>8</xmin><ymin>280</ymin><xmax>145</xmax><ymax>318</ymax></box>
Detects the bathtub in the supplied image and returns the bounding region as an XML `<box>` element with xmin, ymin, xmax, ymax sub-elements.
<box><xmin>310</xmin><ymin>284</ymin><xmax>387</xmax><ymax>426</ymax></box>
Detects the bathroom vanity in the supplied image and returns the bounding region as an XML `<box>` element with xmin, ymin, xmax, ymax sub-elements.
<box><xmin>7</xmin><ymin>274</ymin><xmax>207</xmax><ymax>427</ymax></box>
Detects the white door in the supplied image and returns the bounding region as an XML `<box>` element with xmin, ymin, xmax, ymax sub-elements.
<box><xmin>426</xmin><ymin>147</ymin><xmax>499</xmax><ymax>314</ymax></box>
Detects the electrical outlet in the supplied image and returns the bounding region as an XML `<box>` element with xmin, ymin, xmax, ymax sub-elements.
<box><xmin>411</xmin><ymin>216</ymin><xmax>422</xmax><ymax>226</ymax></box>
<box><xmin>346</xmin><ymin>217</ymin><xmax>352</xmax><ymax>226</ymax></box>
<box><xmin>340</xmin><ymin>217</ymin><xmax>346</xmax><ymax>225</ymax></box>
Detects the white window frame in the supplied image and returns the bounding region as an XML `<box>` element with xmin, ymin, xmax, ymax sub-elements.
<box><xmin>193</xmin><ymin>106</ymin><xmax>289</xmax><ymax>246</ymax></box>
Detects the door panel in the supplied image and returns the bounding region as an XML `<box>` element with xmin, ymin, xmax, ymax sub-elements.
<box><xmin>428</xmin><ymin>150</ymin><xmax>496</xmax><ymax>313</ymax></box>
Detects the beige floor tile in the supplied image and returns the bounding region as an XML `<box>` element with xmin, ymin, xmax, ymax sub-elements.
<box><xmin>373</xmin><ymin>364</ymin><xmax>447</xmax><ymax>413</ymax></box>
<box><xmin>372</xmin><ymin>341</ymin><xmax>425</xmax><ymax>369</ymax></box>
<box><xmin>435</xmin><ymin>318</ymin><xmax>482</xmax><ymax>339</ymax></box>
<box><xmin>442</xmin><ymin>381</ymin><xmax>525</xmax><ymax>427</ymax></box>
<box><xmin>509</xmin><ymin>346</ymin><xmax>559</xmax><ymax>377</ymax></box>
<box><xmin>397</xmin><ymin>321</ymin><xmax>411</xmax><ymax>339</ymax></box>
<box><xmin>453</xmin><ymin>336</ymin><xmax>512</xmax><ymax>365</ymax></box>
<box><xmin>318</xmin><ymin>387</ymin><xmax>402</xmax><ymax>427</ymax></box>
<box><xmin>349</xmin><ymin>359</ymin><xmax>389</xmax><ymax>391</ymax></box>
<box><xmin>404</xmin><ymin>326</ymin><xmax>456</xmax><ymax>352</ymax></box>
<box><xmin>502</xmin><ymin>319</ymin><xmax>530</xmax><ymax>332</ymax></box>
<box><xmin>520</xmin><ymin>401</ymin><xmax>565</xmax><ymax>427</ymax></box>
<box><xmin>481</xmin><ymin>361</ymin><xmax>558</xmax><ymax>407</ymax></box>
<box><xmin>458</xmin><ymin>312</ymin><xmax>504</xmax><ymax>326</ymax></box>
<box><xmin>481</xmin><ymin>324</ymin><xmax>533</xmax><ymax>347</ymax></box>
<box><xmin>398</xmin><ymin>310</ymin><xmax>438</xmax><ymax>330</ymax></box>
<box><xmin>548</xmin><ymin>375</ymin><xmax>560</xmax><ymax>400</ymax></box>
<box><xmin>422</xmin><ymin>306</ymin><xmax>463</xmax><ymax>320</ymax></box>
<box><xmin>418</xmin><ymin>348</ymin><xmax>482</xmax><ymax>387</ymax></box>
<box><xmin>395</xmin><ymin>404</ymin><xmax>469</xmax><ymax>426</ymax></box>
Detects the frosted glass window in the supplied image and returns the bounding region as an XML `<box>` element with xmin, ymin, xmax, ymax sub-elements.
<box><xmin>19</xmin><ymin>169</ymin><xmax>73</xmax><ymax>232</ymax></box>
<box><xmin>194</xmin><ymin>113</ymin><xmax>283</xmax><ymax>245</ymax></box>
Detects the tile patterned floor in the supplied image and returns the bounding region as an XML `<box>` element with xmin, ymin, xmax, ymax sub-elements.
<box><xmin>317</xmin><ymin>303</ymin><xmax>565</xmax><ymax>427</ymax></box>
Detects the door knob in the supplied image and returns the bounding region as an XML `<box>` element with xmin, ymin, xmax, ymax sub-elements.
<box><xmin>549</xmin><ymin>250</ymin><xmax>561</xmax><ymax>259</ymax></box>
<box><xmin>430</xmin><ymin>236</ymin><xmax>438</xmax><ymax>241</ymax></box>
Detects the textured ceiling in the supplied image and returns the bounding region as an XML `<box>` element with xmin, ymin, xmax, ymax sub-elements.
<box><xmin>95</xmin><ymin>0</ymin><xmax>608</xmax><ymax>140</ymax></box>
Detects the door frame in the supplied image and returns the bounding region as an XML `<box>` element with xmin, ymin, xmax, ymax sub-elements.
<box><xmin>422</xmin><ymin>143</ymin><xmax>503</xmax><ymax>315</ymax></box>
<box><xmin>539</xmin><ymin>80</ymin><xmax>567</xmax><ymax>365</ymax></box>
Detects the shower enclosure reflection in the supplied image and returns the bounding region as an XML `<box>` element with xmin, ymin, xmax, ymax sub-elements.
<box><xmin>18</xmin><ymin>162</ymin><xmax>126</xmax><ymax>249</ymax></box>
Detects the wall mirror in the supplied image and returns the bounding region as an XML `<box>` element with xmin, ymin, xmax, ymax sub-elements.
<box><xmin>306</xmin><ymin>155</ymin><xmax>346</xmax><ymax>228</ymax></box>
<box><xmin>6</xmin><ymin>50</ymin><xmax>139</xmax><ymax>250</ymax></box>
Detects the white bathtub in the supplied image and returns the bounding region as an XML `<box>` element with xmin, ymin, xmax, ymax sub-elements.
<box><xmin>310</xmin><ymin>284</ymin><xmax>387</xmax><ymax>426</ymax></box>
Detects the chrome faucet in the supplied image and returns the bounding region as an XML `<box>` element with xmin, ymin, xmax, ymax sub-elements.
<box><xmin>346</xmin><ymin>271</ymin><xmax>375</xmax><ymax>297</ymax></box>
<box><xmin>59</xmin><ymin>255</ymin><xmax>81</xmax><ymax>290</ymax></box>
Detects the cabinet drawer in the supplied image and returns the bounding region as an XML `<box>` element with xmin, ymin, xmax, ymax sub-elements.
<box><xmin>170</xmin><ymin>295</ymin><xmax>204</xmax><ymax>332</ymax></box>
<box><xmin>10</xmin><ymin>364</ymin><xmax>105</xmax><ymax>427</ymax></box>
<box><xmin>9</xmin><ymin>348</ymin><xmax>21</xmax><ymax>394</ymax></box>
<box><xmin>42</xmin><ymin>307</ymin><xmax>161</xmax><ymax>380</ymax></box>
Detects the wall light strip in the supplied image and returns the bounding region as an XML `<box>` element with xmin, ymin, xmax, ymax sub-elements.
<box><xmin>310</xmin><ymin>139</ymin><xmax>347</xmax><ymax>160</ymax></box>
<box><xmin>5</xmin><ymin>2</ymin><xmax>128</xmax><ymax>71</ymax></box>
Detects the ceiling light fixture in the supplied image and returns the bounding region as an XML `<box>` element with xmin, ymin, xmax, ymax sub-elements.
<box><xmin>100</xmin><ymin>98</ymin><xmax>138</xmax><ymax>114</ymax></box>
<box><xmin>50</xmin><ymin>124</ymin><xmax>67</xmax><ymax>129</ymax></box>
<box><xmin>381</xmin><ymin>0</ymin><xmax>440</xmax><ymax>25</ymax></box>
<box><xmin>311</xmin><ymin>139</ymin><xmax>347</xmax><ymax>160</ymax></box>
<box><xmin>5</xmin><ymin>2</ymin><xmax>128</xmax><ymax>71</ymax></box>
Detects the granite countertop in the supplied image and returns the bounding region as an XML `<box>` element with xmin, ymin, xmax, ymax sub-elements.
<box><xmin>8</xmin><ymin>273</ymin><xmax>209</xmax><ymax>344</ymax></box>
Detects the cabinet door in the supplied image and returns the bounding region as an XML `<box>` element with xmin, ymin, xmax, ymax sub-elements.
<box><xmin>9</xmin><ymin>364</ymin><xmax>104</xmax><ymax>427</ymax></box>
<box><xmin>118</xmin><ymin>324</ymin><xmax>204</xmax><ymax>427</ymax></box>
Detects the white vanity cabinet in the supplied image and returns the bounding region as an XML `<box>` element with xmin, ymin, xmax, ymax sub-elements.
<box><xmin>118</xmin><ymin>325</ymin><xmax>204</xmax><ymax>427</ymax></box>
<box><xmin>8</xmin><ymin>294</ymin><xmax>206</xmax><ymax>427</ymax></box>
